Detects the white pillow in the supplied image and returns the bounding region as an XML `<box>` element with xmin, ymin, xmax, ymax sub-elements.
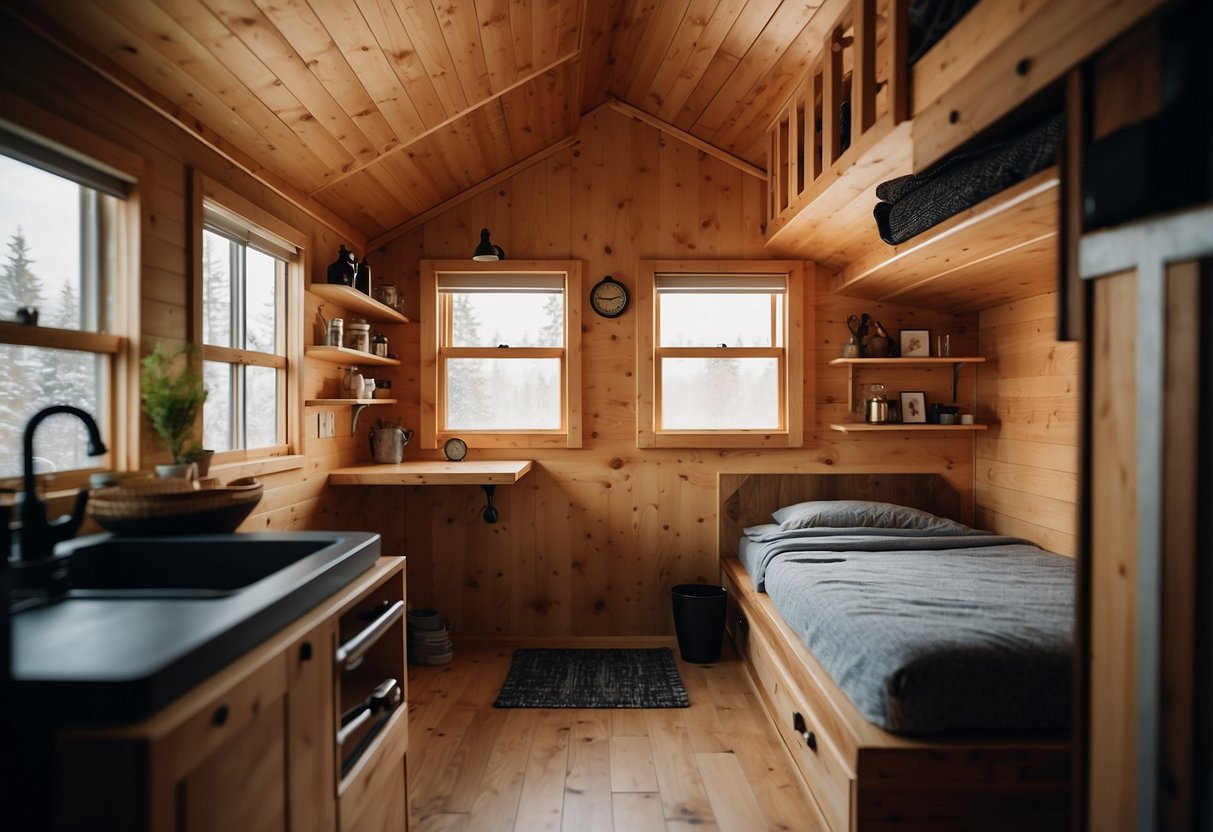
<box><xmin>771</xmin><ymin>500</ymin><xmax>968</xmax><ymax>533</ymax></box>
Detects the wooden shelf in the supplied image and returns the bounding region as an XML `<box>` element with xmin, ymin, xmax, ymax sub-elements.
<box><xmin>305</xmin><ymin>345</ymin><xmax>399</xmax><ymax>367</ymax></box>
<box><xmin>310</xmin><ymin>283</ymin><xmax>410</xmax><ymax>324</ymax></box>
<box><xmin>829</xmin><ymin>423</ymin><xmax>987</xmax><ymax>433</ymax></box>
<box><xmin>304</xmin><ymin>398</ymin><xmax>397</xmax><ymax>434</ymax></box>
<box><xmin>830</xmin><ymin>167</ymin><xmax>1060</xmax><ymax>313</ymax></box>
<box><xmin>304</xmin><ymin>398</ymin><xmax>397</xmax><ymax>407</ymax></box>
<box><xmin>828</xmin><ymin>357</ymin><xmax>986</xmax><ymax>367</ymax></box>
<box><xmin>328</xmin><ymin>460</ymin><xmax>534</xmax><ymax>486</ymax></box>
<box><xmin>830</xmin><ymin>356</ymin><xmax>985</xmax><ymax>410</ymax></box>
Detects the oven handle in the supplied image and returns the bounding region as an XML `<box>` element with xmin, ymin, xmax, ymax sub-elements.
<box><xmin>335</xmin><ymin>600</ymin><xmax>405</xmax><ymax>671</ymax></box>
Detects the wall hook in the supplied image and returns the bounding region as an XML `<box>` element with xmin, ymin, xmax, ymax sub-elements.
<box><xmin>480</xmin><ymin>484</ymin><xmax>498</xmax><ymax>524</ymax></box>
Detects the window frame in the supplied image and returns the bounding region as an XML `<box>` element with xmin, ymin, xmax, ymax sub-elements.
<box><xmin>0</xmin><ymin>106</ymin><xmax>141</xmax><ymax>490</ymax></box>
<box><xmin>421</xmin><ymin>259</ymin><xmax>582</xmax><ymax>449</ymax></box>
<box><xmin>192</xmin><ymin>173</ymin><xmax>304</xmax><ymax>469</ymax></box>
<box><xmin>637</xmin><ymin>259</ymin><xmax>806</xmax><ymax>449</ymax></box>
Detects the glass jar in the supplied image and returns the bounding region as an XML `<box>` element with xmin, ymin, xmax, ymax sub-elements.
<box><xmin>346</xmin><ymin>320</ymin><xmax>370</xmax><ymax>352</ymax></box>
<box><xmin>326</xmin><ymin>317</ymin><xmax>344</xmax><ymax>347</ymax></box>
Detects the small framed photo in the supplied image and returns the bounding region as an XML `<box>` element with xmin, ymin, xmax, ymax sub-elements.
<box><xmin>900</xmin><ymin>391</ymin><xmax>926</xmax><ymax>423</ymax></box>
<box><xmin>899</xmin><ymin>329</ymin><xmax>930</xmax><ymax>357</ymax></box>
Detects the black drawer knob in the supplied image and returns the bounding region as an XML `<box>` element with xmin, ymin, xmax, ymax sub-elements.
<box><xmin>213</xmin><ymin>704</ymin><xmax>229</xmax><ymax>726</ymax></box>
<box><xmin>300</xmin><ymin>641</ymin><xmax>313</xmax><ymax>661</ymax></box>
<box><xmin>791</xmin><ymin>711</ymin><xmax>817</xmax><ymax>752</ymax></box>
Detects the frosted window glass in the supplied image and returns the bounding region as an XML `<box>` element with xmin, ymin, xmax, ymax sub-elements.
<box><xmin>660</xmin><ymin>358</ymin><xmax>780</xmax><ymax>430</ymax></box>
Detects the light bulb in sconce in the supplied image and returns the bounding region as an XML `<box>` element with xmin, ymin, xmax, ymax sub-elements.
<box><xmin>472</xmin><ymin>228</ymin><xmax>505</xmax><ymax>261</ymax></box>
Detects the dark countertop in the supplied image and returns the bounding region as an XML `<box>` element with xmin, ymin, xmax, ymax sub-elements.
<box><xmin>11</xmin><ymin>531</ymin><xmax>380</xmax><ymax>723</ymax></box>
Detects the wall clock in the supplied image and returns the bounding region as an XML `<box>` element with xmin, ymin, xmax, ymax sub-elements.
<box><xmin>443</xmin><ymin>437</ymin><xmax>468</xmax><ymax>462</ymax></box>
<box><xmin>589</xmin><ymin>275</ymin><xmax>629</xmax><ymax>318</ymax></box>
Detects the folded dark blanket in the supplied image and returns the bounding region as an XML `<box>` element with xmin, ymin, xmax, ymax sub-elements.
<box><xmin>873</xmin><ymin>112</ymin><xmax>1064</xmax><ymax>245</ymax></box>
<box><xmin>908</xmin><ymin>0</ymin><xmax>979</xmax><ymax>66</ymax></box>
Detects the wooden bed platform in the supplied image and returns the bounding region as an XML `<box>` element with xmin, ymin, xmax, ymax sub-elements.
<box><xmin>718</xmin><ymin>473</ymin><xmax>1071</xmax><ymax>830</ymax></box>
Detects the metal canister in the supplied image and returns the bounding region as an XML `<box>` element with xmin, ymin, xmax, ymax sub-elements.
<box><xmin>346</xmin><ymin>320</ymin><xmax>371</xmax><ymax>352</ymax></box>
<box><xmin>326</xmin><ymin>317</ymin><xmax>344</xmax><ymax>347</ymax></box>
<box><xmin>372</xmin><ymin>331</ymin><xmax>389</xmax><ymax>357</ymax></box>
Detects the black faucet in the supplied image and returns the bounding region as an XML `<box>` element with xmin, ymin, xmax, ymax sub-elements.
<box><xmin>14</xmin><ymin>406</ymin><xmax>108</xmax><ymax>565</ymax></box>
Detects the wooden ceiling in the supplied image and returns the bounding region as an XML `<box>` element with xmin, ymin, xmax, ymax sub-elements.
<box><xmin>7</xmin><ymin>0</ymin><xmax>840</xmax><ymax>242</ymax></box>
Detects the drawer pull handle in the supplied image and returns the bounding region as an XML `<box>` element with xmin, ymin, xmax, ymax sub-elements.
<box><xmin>791</xmin><ymin>711</ymin><xmax>817</xmax><ymax>752</ymax></box>
<box><xmin>336</xmin><ymin>600</ymin><xmax>405</xmax><ymax>671</ymax></box>
<box><xmin>213</xmin><ymin>704</ymin><xmax>229</xmax><ymax>726</ymax></box>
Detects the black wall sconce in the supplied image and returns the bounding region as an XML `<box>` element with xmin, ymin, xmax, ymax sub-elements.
<box><xmin>473</xmin><ymin>228</ymin><xmax>505</xmax><ymax>261</ymax></box>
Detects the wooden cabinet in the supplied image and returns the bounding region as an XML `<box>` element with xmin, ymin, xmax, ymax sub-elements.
<box><xmin>55</xmin><ymin>558</ymin><xmax>406</xmax><ymax>832</ymax></box>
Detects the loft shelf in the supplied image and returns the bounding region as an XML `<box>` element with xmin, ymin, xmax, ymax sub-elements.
<box><xmin>310</xmin><ymin>283</ymin><xmax>410</xmax><ymax>324</ymax></box>
<box><xmin>305</xmin><ymin>345</ymin><xmax>399</xmax><ymax>367</ymax></box>
<box><xmin>328</xmin><ymin>460</ymin><xmax>534</xmax><ymax>486</ymax></box>
<box><xmin>829</xmin><ymin>167</ymin><xmax>1059</xmax><ymax>313</ymax></box>
<box><xmin>829</xmin><ymin>423</ymin><xmax>987</xmax><ymax>433</ymax></box>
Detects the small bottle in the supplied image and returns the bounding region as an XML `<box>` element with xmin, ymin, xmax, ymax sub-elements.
<box><xmin>355</xmin><ymin>256</ymin><xmax>372</xmax><ymax>295</ymax></box>
<box><xmin>372</xmin><ymin>331</ymin><xmax>389</xmax><ymax>357</ymax></box>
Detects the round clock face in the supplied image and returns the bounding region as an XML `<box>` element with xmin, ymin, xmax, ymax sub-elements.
<box><xmin>443</xmin><ymin>437</ymin><xmax>468</xmax><ymax>462</ymax></box>
<box><xmin>590</xmin><ymin>276</ymin><xmax>629</xmax><ymax>318</ymax></box>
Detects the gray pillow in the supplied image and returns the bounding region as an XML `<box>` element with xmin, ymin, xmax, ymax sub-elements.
<box><xmin>771</xmin><ymin>500</ymin><xmax>968</xmax><ymax>533</ymax></box>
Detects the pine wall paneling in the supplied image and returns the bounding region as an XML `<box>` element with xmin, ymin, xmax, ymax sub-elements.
<box><xmin>976</xmin><ymin>294</ymin><xmax>1079</xmax><ymax>555</ymax></box>
<box><xmin>373</xmin><ymin>106</ymin><xmax>980</xmax><ymax>637</ymax></box>
<box><xmin>0</xmin><ymin>18</ymin><xmax>371</xmax><ymax>535</ymax></box>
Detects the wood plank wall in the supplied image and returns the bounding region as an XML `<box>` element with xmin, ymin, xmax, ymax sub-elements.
<box><xmin>369</xmin><ymin>106</ymin><xmax>979</xmax><ymax>637</ymax></box>
<box><xmin>0</xmin><ymin>17</ymin><xmax>368</xmax><ymax>534</ymax></box>
<box><xmin>976</xmin><ymin>294</ymin><xmax>1079</xmax><ymax>555</ymax></box>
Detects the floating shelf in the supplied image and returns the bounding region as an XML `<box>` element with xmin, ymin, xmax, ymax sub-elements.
<box><xmin>310</xmin><ymin>283</ymin><xmax>410</xmax><ymax>324</ymax></box>
<box><xmin>305</xmin><ymin>345</ymin><xmax>399</xmax><ymax>367</ymax></box>
<box><xmin>829</xmin><ymin>423</ymin><xmax>987</xmax><ymax>433</ymax></box>
<box><xmin>328</xmin><ymin>460</ymin><xmax>534</xmax><ymax>486</ymax></box>
<box><xmin>828</xmin><ymin>356</ymin><xmax>985</xmax><ymax>410</ymax></box>
<box><xmin>303</xmin><ymin>398</ymin><xmax>398</xmax><ymax>435</ymax></box>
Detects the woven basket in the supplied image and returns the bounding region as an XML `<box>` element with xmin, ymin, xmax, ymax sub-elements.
<box><xmin>88</xmin><ymin>477</ymin><xmax>263</xmax><ymax>535</ymax></box>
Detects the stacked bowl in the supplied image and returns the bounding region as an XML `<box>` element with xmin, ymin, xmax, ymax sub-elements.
<box><xmin>406</xmin><ymin>608</ymin><xmax>453</xmax><ymax>666</ymax></box>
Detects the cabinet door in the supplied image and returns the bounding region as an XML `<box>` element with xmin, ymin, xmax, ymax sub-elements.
<box><xmin>288</xmin><ymin>619</ymin><xmax>337</xmax><ymax>832</ymax></box>
<box><xmin>177</xmin><ymin>696</ymin><xmax>288</xmax><ymax>832</ymax></box>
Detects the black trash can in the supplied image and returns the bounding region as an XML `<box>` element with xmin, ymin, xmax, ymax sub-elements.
<box><xmin>671</xmin><ymin>584</ymin><xmax>727</xmax><ymax>664</ymax></box>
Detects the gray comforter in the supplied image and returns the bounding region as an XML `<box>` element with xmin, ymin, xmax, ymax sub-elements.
<box><xmin>739</xmin><ymin>527</ymin><xmax>1074</xmax><ymax>735</ymax></box>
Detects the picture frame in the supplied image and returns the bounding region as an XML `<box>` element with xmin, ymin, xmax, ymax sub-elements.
<box><xmin>900</xmin><ymin>391</ymin><xmax>926</xmax><ymax>423</ymax></box>
<box><xmin>899</xmin><ymin>328</ymin><xmax>930</xmax><ymax>357</ymax></box>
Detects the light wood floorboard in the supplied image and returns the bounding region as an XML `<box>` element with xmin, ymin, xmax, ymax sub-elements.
<box><xmin>407</xmin><ymin>643</ymin><xmax>826</xmax><ymax>831</ymax></box>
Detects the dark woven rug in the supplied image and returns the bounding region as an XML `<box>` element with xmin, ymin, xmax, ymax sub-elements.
<box><xmin>493</xmin><ymin>648</ymin><xmax>689</xmax><ymax>708</ymax></box>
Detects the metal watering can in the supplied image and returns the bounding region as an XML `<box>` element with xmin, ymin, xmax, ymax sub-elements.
<box><xmin>369</xmin><ymin>424</ymin><xmax>414</xmax><ymax>464</ymax></box>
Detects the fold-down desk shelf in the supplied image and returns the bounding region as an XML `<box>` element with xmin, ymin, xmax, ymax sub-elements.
<box><xmin>327</xmin><ymin>460</ymin><xmax>533</xmax><ymax>486</ymax></box>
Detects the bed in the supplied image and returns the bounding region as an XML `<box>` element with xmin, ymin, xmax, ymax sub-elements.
<box><xmin>719</xmin><ymin>473</ymin><xmax>1072</xmax><ymax>831</ymax></box>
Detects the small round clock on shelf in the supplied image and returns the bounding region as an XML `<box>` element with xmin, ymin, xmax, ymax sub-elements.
<box><xmin>443</xmin><ymin>437</ymin><xmax>468</xmax><ymax>462</ymax></box>
<box><xmin>589</xmin><ymin>275</ymin><xmax>629</xmax><ymax>318</ymax></box>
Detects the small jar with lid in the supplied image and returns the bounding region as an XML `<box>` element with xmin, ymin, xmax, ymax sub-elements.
<box><xmin>326</xmin><ymin>317</ymin><xmax>344</xmax><ymax>347</ymax></box>
<box><xmin>372</xmin><ymin>331</ymin><xmax>389</xmax><ymax>357</ymax></box>
<box><xmin>346</xmin><ymin>318</ymin><xmax>371</xmax><ymax>352</ymax></box>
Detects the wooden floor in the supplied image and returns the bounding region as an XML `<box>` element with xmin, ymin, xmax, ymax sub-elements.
<box><xmin>406</xmin><ymin>642</ymin><xmax>826</xmax><ymax>832</ymax></box>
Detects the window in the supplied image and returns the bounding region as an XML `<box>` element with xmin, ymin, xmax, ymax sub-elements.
<box><xmin>421</xmin><ymin>260</ymin><xmax>582</xmax><ymax>449</ymax></box>
<box><xmin>0</xmin><ymin>122</ymin><xmax>136</xmax><ymax>483</ymax></box>
<box><xmin>197</xmin><ymin>176</ymin><xmax>303</xmax><ymax>462</ymax></box>
<box><xmin>637</xmin><ymin>260</ymin><xmax>805</xmax><ymax>448</ymax></box>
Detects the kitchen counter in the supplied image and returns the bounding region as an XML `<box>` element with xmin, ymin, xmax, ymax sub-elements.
<box><xmin>10</xmin><ymin>530</ymin><xmax>381</xmax><ymax>723</ymax></box>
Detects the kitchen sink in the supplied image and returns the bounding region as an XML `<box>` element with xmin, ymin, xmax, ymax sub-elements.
<box><xmin>57</xmin><ymin>535</ymin><xmax>339</xmax><ymax>598</ymax></box>
<box><xmin>11</xmin><ymin>530</ymin><xmax>382</xmax><ymax>722</ymax></box>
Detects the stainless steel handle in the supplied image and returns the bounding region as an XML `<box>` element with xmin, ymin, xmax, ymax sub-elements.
<box><xmin>335</xmin><ymin>600</ymin><xmax>404</xmax><ymax>671</ymax></box>
<box><xmin>336</xmin><ymin>706</ymin><xmax>373</xmax><ymax>748</ymax></box>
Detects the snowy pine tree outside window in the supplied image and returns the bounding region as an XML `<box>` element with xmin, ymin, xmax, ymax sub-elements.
<box><xmin>0</xmin><ymin>146</ymin><xmax>130</xmax><ymax>480</ymax></box>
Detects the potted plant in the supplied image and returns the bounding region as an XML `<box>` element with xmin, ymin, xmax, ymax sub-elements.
<box><xmin>141</xmin><ymin>342</ymin><xmax>208</xmax><ymax>478</ymax></box>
